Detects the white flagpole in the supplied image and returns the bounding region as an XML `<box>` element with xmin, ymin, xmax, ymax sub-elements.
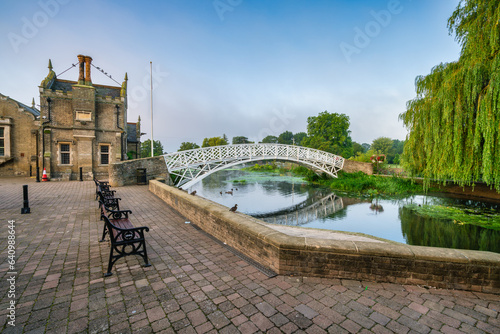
<box><xmin>150</xmin><ymin>61</ymin><xmax>154</xmax><ymax>157</ymax></box>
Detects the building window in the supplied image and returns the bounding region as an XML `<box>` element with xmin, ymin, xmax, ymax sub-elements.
<box><xmin>100</xmin><ymin>145</ymin><xmax>110</xmax><ymax>165</ymax></box>
<box><xmin>60</xmin><ymin>143</ymin><xmax>70</xmax><ymax>165</ymax></box>
<box><xmin>0</xmin><ymin>127</ymin><xmax>4</xmax><ymax>156</ymax></box>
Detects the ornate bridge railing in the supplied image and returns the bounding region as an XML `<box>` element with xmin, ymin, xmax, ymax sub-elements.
<box><xmin>163</xmin><ymin>143</ymin><xmax>344</xmax><ymax>189</ymax></box>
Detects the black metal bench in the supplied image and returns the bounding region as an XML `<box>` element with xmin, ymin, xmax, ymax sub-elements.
<box><xmin>94</xmin><ymin>177</ymin><xmax>115</xmax><ymax>200</ymax></box>
<box><xmin>99</xmin><ymin>205</ymin><xmax>151</xmax><ymax>276</ymax></box>
<box><xmin>98</xmin><ymin>196</ymin><xmax>122</xmax><ymax>241</ymax></box>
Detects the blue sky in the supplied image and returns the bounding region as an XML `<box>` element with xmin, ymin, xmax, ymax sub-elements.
<box><xmin>0</xmin><ymin>0</ymin><xmax>461</xmax><ymax>153</ymax></box>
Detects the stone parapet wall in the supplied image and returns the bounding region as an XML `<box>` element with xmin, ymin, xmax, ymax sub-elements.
<box><xmin>343</xmin><ymin>159</ymin><xmax>373</xmax><ymax>175</ymax></box>
<box><xmin>109</xmin><ymin>157</ymin><xmax>170</xmax><ymax>186</ymax></box>
<box><xmin>149</xmin><ymin>180</ymin><xmax>500</xmax><ymax>293</ymax></box>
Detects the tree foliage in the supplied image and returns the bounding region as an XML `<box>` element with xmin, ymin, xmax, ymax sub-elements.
<box><xmin>371</xmin><ymin>137</ymin><xmax>393</xmax><ymax>155</ymax></box>
<box><xmin>388</xmin><ymin>139</ymin><xmax>404</xmax><ymax>164</ymax></box>
<box><xmin>302</xmin><ymin>111</ymin><xmax>352</xmax><ymax>157</ymax></box>
<box><xmin>141</xmin><ymin>139</ymin><xmax>164</xmax><ymax>157</ymax></box>
<box><xmin>261</xmin><ymin>135</ymin><xmax>279</xmax><ymax>143</ymax></box>
<box><xmin>178</xmin><ymin>142</ymin><xmax>200</xmax><ymax>151</ymax></box>
<box><xmin>293</xmin><ymin>132</ymin><xmax>308</xmax><ymax>146</ymax></box>
<box><xmin>352</xmin><ymin>142</ymin><xmax>366</xmax><ymax>157</ymax></box>
<box><xmin>232</xmin><ymin>136</ymin><xmax>252</xmax><ymax>144</ymax></box>
<box><xmin>278</xmin><ymin>131</ymin><xmax>294</xmax><ymax>145</ymax></box>
<box><xmin>400</xmin><ymin>0</ymin><xmax>500</xmax><ymax>190</ymax></box>
<box><xmin>202</xmin><ymin>136</ymin><xmax>228</xmax><ymax>147</ymax></box>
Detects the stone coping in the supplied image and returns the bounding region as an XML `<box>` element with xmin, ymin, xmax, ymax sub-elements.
<box><xmin>149</xmin><ymin>180</ymin><xmax>500</xmax><ymax>293</ymax></box>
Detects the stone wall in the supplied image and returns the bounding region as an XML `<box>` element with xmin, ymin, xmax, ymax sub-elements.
<box><xmin>343</xmin><ymin>159</ymin><xmax>373</xmax><ymax>175</ymax></box>
<box><xmin>109</xmin><ymin>156</ymin><xmax>170</xmax><ymax>186</ymax></box>
<box><xmin>149</xmin><ymin>180</ymin><xmax>500</xmax><ymax>293</ymax></box>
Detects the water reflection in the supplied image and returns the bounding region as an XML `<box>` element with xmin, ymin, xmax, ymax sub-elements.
<box><xmin>188</xmin><ymin>168</ymin><xmax>500</xmax><ymax>253</ymax></box>
<box><xmin>399</xmin><ymin>206</ymin><xmax>500</xmax><ymax>253</ymax></box>
<box><xmin>254</xmin><ymin>193</ymin><xmax>344</xmax><ymax>226</ymax></box>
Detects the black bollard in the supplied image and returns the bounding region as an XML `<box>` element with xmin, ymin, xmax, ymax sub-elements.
<box><xmin>79</xmin><ymin>167</ymin><xmax>83</xmax><ymax>181</ymax></box>
<box><xmin>36</xmin><ymin>167</ymin><xmax>40</xmax><ymax>182</ymax></box>
<box><xmin>21</xmin><ymin>185</ymin><xmax>31</xmax><ymax>214</ymax></box>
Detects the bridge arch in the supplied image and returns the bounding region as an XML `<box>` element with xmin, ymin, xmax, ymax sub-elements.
<box><xmin>163</xmin><ymin>143</ymin><xmax>344</xmax><ymax>189</ymax></box>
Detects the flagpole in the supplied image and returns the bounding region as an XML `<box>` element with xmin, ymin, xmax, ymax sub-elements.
<box><xmin>150</xmin><ymin>61</ymin><xmax>154</xmax><ymax>157</ymax></box>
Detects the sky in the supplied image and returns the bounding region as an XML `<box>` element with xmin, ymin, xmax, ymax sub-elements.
<box><xmin>0</xmin><ymin>0</ymin><xmax>462</xmax><ymax>153</ymax></box>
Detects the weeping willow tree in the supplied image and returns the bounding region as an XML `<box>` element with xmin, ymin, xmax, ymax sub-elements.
<box><xmin>400</xmin><ymin>0</ymin><xmax>500</xmax><ymax>191</ymax></box>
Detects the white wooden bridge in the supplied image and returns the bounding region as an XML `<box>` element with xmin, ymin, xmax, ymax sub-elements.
<box><xmin>163</xmin><ymin>143</ymin><xmax>344</xmax><ymax>189</ymax></box>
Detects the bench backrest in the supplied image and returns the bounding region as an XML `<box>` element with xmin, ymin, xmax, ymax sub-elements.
<box><xmin>98</xmin><ymin>193</ymin><xmax>120</xmax><ymax>211</ymax></box>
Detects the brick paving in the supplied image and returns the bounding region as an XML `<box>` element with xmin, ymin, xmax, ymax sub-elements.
<box><xmin>0</xmin><ymin>177</ymin><xmax>499</xmax><ymax>333</ymax></box>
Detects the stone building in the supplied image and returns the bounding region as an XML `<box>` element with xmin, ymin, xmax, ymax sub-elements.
<box><xmin>0</xmin><ymin>94</ymin><xmax>40</xmax><ymax>176</ymax></box>
<box><xmin>0</xmin><ymin>54</ymin><xmax>140</xmax><ymax>180</ymax></box>
<box><xmin>127</xmin><ymin>116</ymin><xmax>142</xmax><ymax>160</ymax></box>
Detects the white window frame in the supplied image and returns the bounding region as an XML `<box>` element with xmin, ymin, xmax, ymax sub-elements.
<box><xmin>59</xmin><ymin>143</ymin><xmax>71</xmax><ymax>166</ymax></box>
<box><xmin>0</xmin><ymin>121</ymin><xmax>12</xmax><ymax>158</ymax></box>
<box><xmin>99</xmin><ymin>144</ymin><xmax>110</xmax><ymax>165</ymax></box>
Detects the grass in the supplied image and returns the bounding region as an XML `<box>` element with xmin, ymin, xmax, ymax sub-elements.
<box><xmin>244</xmin><ymin>163</ymin><xmax>435</xmax><ymax>195</ymax></box>
<box><xmin>291</xmin><ymin>167</ymin><xmax>430</xmax><ymax>195</ymax></box>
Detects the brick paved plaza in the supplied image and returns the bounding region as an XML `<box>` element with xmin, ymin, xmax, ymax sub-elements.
<box><xmin>1</xmin><ymin>178</ymin><xmax>499</xmax><ymax>333</ymax></box>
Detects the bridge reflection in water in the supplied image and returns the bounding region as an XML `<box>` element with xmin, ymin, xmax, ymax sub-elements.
<box><xmin>252</xmin><ymin>193</ymin><xmax>344</xmax><ymax>226</ymax></box>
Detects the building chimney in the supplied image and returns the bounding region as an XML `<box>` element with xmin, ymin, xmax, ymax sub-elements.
<box><xmin>84</xmin><ymin>56</ymin><xmax>92</xmax><ymax>85</ymax></box>
<box><xmin>77</xmin><ymin>55</ymin><xmax>85</xmax><ymax>85</ymax></box>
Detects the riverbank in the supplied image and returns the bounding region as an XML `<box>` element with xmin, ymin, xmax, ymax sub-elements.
<box><xmin>426</xmin><ymin>180</ymin><xmax>500</xmax><ymax>202</ymax></box>
<box><xmin>244</xmin><ymin>162</ymin><xmax>500</xmax><ymax>202</ymax></box>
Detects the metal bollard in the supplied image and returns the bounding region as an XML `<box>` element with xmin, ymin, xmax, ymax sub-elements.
<box><xmin>36</xmin><ymin>167</ymin><xmax>40</xmax><ymax>182</ymax></box>
<box><xmin>79</xmin><ymin>167</ymin><xmax>83</xmax><ymax>181</ymax></box>
<box><xmin>21</xmin><ymin>185</ymin><xmax>31</xmax><ymax>214</ymax></box>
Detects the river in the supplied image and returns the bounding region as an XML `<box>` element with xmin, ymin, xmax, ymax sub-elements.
<box><xmin>187</xmin><ymin>168</ymin><xmax>500</xmax><ymax>253</ymax></box>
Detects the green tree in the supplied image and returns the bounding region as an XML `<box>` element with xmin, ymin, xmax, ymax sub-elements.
<box><xmin>278</xmin><ymin>131</ymin><xmax>294</xmax><ymax>145</ymax></box>
<box><xmin>371</xmin><ymin>137</ymin><xmax>393</xmax><ymax>155</ymax></box>
<box><xmin>400</xmin><ymin>0</ymin><xmax>500</xmax><ymax>190</ymax></box>
<box><xmin>301</xmin><ymin>111</ymin><xmax>353</xmax><ymax>157</ymax></box>
<box><xmin>141</xmin><ymin>139</ymin><xmax>164</xmax><ymax>157</ymax></box>
<box><xmin>352</xmin><ymin>142</ymin><xmax>365</xmax><ymax>157</ymax></box>
<box><xmin>387</xmin><ymin>139</ymin><xmax>404</xmax><ymax>164</ymax></box>
<box><xmin>178</xmin><ymin>142</ymin><xmax>200</xmax><ymax>151</ymax></box>
<box><xmin>293</xmin><ymin>132</ymin><xmax>307</xmax><ymax>146</ymax></box>
<box><xmin>202</xmin><ymin>136</ymin><xmax>228</xmax><ymax>147</ymax></box>
<box><xmin>232</xmin><ymin>136</ymin><xmax>252</xmax><ymax>144</ymax></box>
<box><xmin>261</xmin><ymin>135</ymin><xmax>278</xmax><ymax>143</ymax></box>
<box><xmin>361</xmin><ymin>143</ymin><xmax>370</xmax><ymax>152</ymax></box>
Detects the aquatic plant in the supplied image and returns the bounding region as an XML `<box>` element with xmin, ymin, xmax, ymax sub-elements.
<box><xmin>405</xmin><ymin>204</ymin><xmax>500</xmax><ymax>231</ymax></box>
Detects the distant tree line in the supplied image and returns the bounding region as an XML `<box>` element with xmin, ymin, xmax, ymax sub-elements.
<box><xmin>174</xmin><ymin>111</ymin><xmax>404</xmax><ymax>164</ymax></box>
